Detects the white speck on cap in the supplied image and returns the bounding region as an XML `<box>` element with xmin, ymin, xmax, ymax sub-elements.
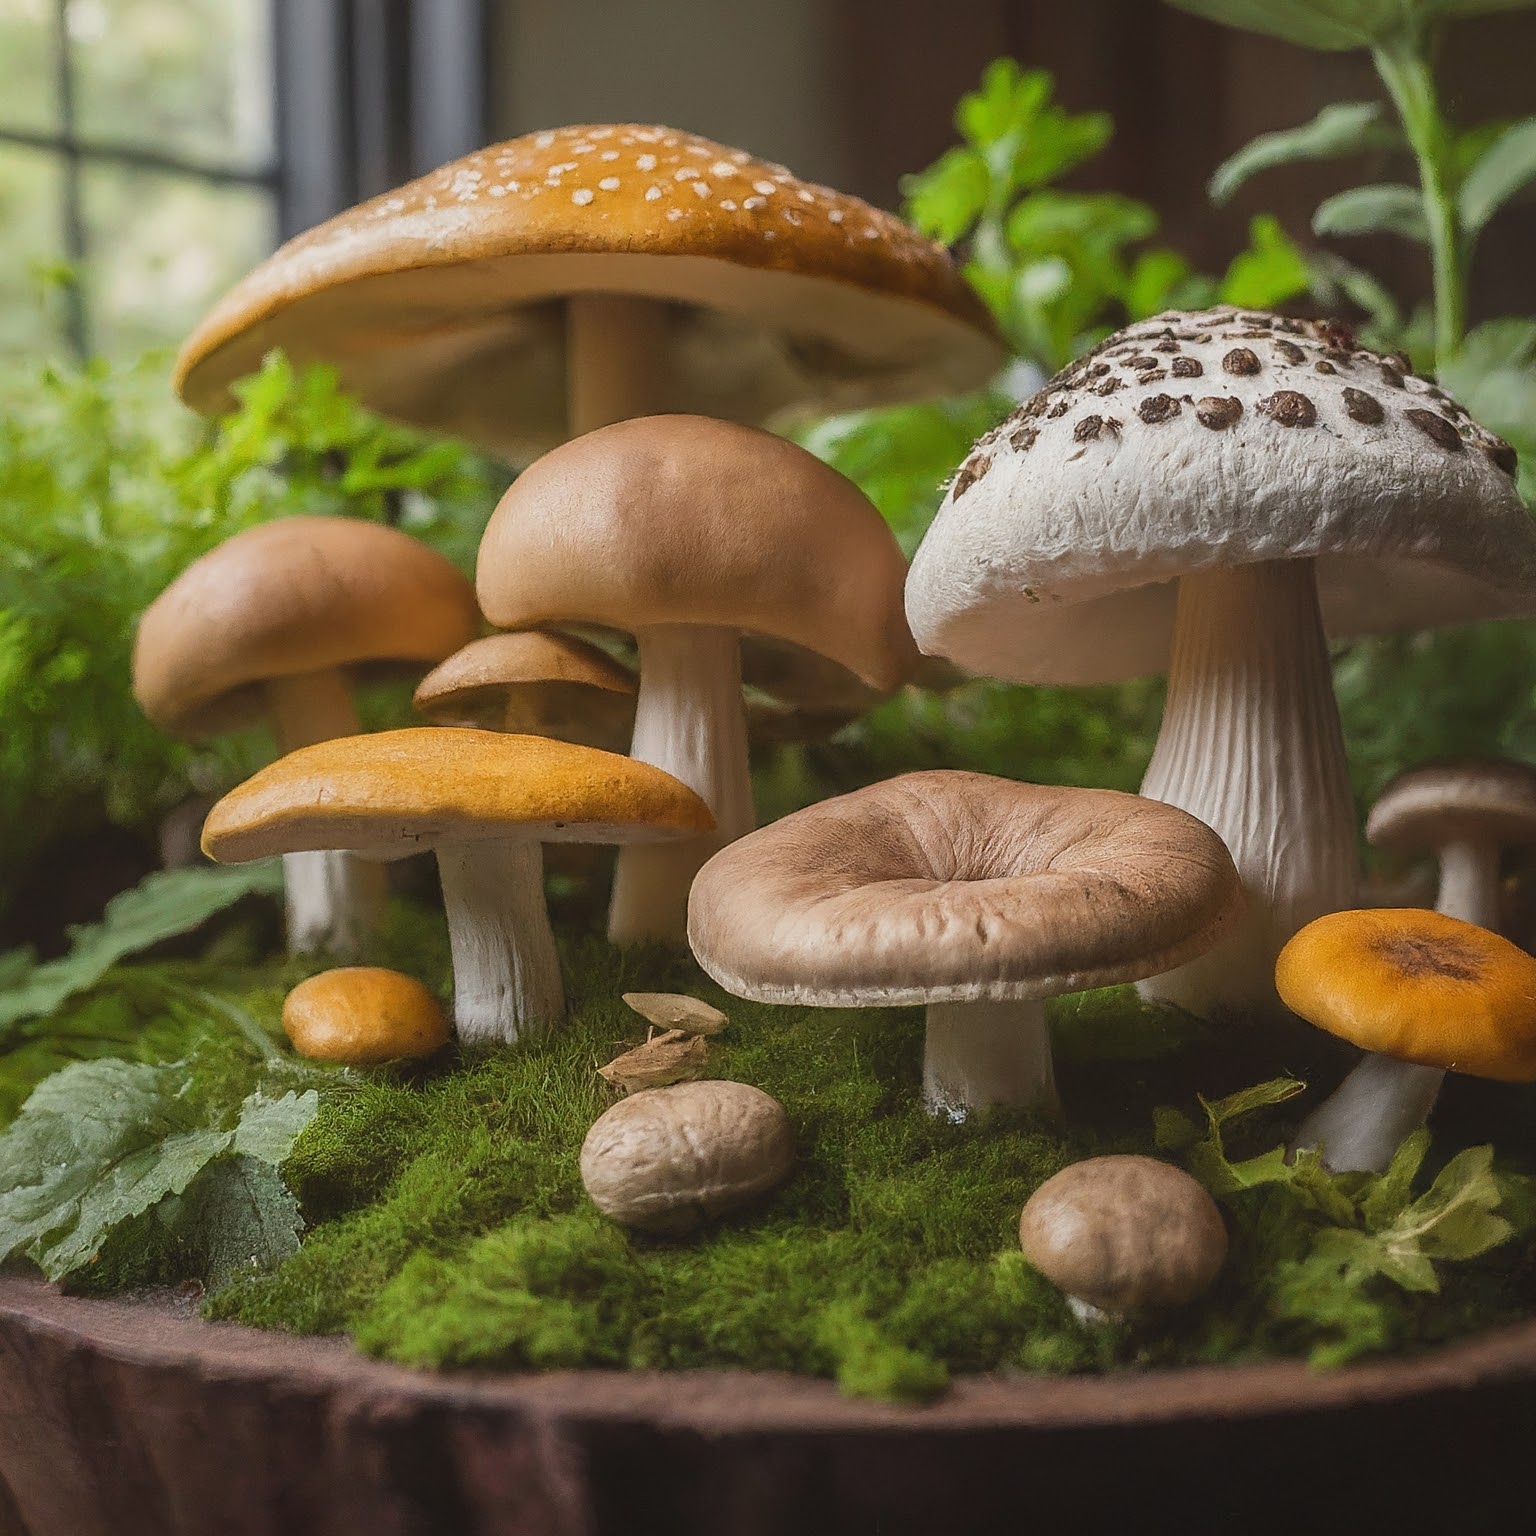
<box><xmin>571</xmin><ymin>188</ymin><xmax>594</xmax><ymax>206</ymax></box>
<box><xmin>636</xmin><ymin>153</ymin><xmax>657</xmax><ymax>171</ymax></box>
<box><xmin>599</xmin><ymin>177</ymin><xmax>620</xmax><ymax>192</ymax></box>
<box><xmin>753</xmin><ymin>180</ymin><xmax>776</xmax><ymax>196</ymax></box>
<box><xmin>644</xmin><ymin>186</ymin><xmax>662</xmax><ymax>201</ymax></box>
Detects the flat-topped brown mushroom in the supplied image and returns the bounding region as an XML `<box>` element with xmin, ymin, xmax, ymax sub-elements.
<box><xmin>133</xmin><ymin>516</ymin><xmax>478</xmax><ymax>955</ymax></box>
<box><xmin>175</xmin><ymin>124</ymin><xmax>1003</xmax><ymax>464</ymax></box>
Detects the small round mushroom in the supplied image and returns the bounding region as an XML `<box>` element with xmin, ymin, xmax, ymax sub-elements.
<box><xmin>1019</xmin><ymin>1156</ymin><xmax>1228</xmax><ymax>1323</ymax></box>
<box><xmin>687</xmin><ymin>771</ymin><xmax>1243</xmax><ymax>1120</ymax></box>
<box><xmin>413</xmin><ymin>630</ymin><xmax>636</xmax><ymax>750</ymax></box>
<box><xmin>1280</xmin><ymin>908</ymin><xmax>1536</xmax><ymax>1171</ymax></box>
<box><xmin>906</xmin><ymin>309</ymin><xmax>1536</xmax><ymax>1021</ymax></box>
<box><xmin>1367</xmin><ymin>758</ymin><xmax>1536</xmax><ymax>931</ymax></box>
<box><xmin>201</xmin><ymin>729</ymin><xmax>713</xmax><ymax>1044</ymax></box>
<box><xmin>282</xmin><ymin>967</ymin><xmax>449</xmax><ymax>1063</ymax></box>
<box><xmin>133</xmin><ymin>516</ymin><xmax>479</xmax><ymax>955</ymax></box>
<box><xmin>579</xmin><ymin>1079</ymin><xmax>795</xmax><ymax>1235</ymax></box>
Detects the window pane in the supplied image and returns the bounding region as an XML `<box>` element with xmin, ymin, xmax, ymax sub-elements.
<box><xmin>0</xmin><ymin>143</ymin><xmax>70</xmax><ymax>363</ymax></box>
<box><xmin>71</xmin><ymin>0</ymin><xmax>275</xmax><ymax>171</ymax></box>
<box><xmin>82</xmin><ymin>162</ymin><xmax>274</xmax><ymax>357</ymax></box>
<box><xmin>0</xmin><ymin>0</ymin><xmax>60</xmax><ymax>134</ymax></box>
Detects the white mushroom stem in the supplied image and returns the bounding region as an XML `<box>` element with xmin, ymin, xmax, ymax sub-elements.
<box><xmin>1291</xmin><ymin>1054</ymin><xmax>1445</xmax><ymax>1173</ymax></box>
<box><xmin>922</xmin><ymin>999</ymin><xmax>1063</xmax><ymax>1122</ymax></box>
<box><xmin>567</xmin><ymin>293</ymin><xmax>672</xmax><ymax>433</ymax></box>
<box><xmin>1138</xmin><ymin>559</ymin><xmax>1357</xmax><ymax>1018</ymax></box>
<box><xmin>266</xmin><ymin>668</ymin><xmax>386</xmax><ymax>956</ymax></box>
<box><xmin>436</xmin><ymin>838</ymin><xmax>563</xmax><ymax>1044</ymax></box>
<box><xmin>1436</xmin><ymin>838</ymin><xmax>1502</xmax><ymax>929</ymax></box>
<box><xmin>608</xmin><ymin>624</ymin><xmax>753</xmax><ymax>945</ymax></box>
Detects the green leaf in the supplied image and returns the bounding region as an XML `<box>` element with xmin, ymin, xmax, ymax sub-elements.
<box><xmin>1218</xmin><ymin>215</ymin><xmax>1313</xmax><ymax>307</ymax></box>
<box><xmin>1396</xmin><ymin>1144</ymin><xmax>1513</xmax><ymax>1260</ymax></box>
<box><xmin>1304</xmin><ymin>249</ymin><xmax>1406</xmax><ymax>340</ymax></box>
<box><xmin>1153</xmin><ymin>1104</ymin><xmax>1200</xmax><ymax>1151</ymax></box>
<box><xmin>1210</xmin><ymin>102</ymin><xmax>1401</xmax><ymax>204</ymax></box>
<box><xmin>902</xmin><ymin>147</ymin><xmax>990</xmax><ymax>244</ymax></box>
<box><xmin>955</xmin><ymin>60</ymin><xmax>1051</xmax><ymax>148</ymax></box>
<box><xmin>161</xmin><ymin>1154</ymin><xmax>305</xmax><ymax>1291</ymax></box>
<box><xmin>231</xmin><ymin>1088</ymin><xmax>320</xmax><ymax>1164</ymax></box>
<box><xmin>1165</xmin><ymin>0</ymin><xmax>1399</xmax><ymax>50</ymax></box>
<box><xmin>0</xmin><ymin>865</ymin><xmax>284</xmax><ymax>1036</ymax></box>
<box><xmin>1360</xmin><ymin>1128</ymin><xmax>1430</xmax><ymax>1229</ymax></box>
<box><xmin>1459</xmin><ymin>117</ymin><xmax>1536</xmax><ymax>232</ymax></box>
<box><xmin>1201</xmin><ymin>1076</ymin><xmax>1307</xmax><ymax>1129</ymax></box>
<box><xmin>1313</xmin><ymin>183</ymin><xmax>1429</xmax><ymax>241</ymax></box>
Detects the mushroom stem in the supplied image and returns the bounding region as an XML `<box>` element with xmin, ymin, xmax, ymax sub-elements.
<box><xmin>566</xmin><ymin>293</ymin><xmax>672</xmax><ymax>434</ymax></box>
<box><xmin>436</xmin><ymin>838</ymin><xmax>564</xmax><ymax>1043</ymax></box>
<box><xmin>609</xmin><ymin>623</ymin><xmax>751</xmax><ymax>945</ymax></box>
<box><xmin>1436</xmin><ymin>838</ymin><xmax>1501</xmax><ymax>928</ymax></box>
<box><xmin>1137</xmin><ymin>559</ymin><xmax>1357</xmax><ymax>1019</ymax></box>
<box><xmin>266</xmin><ymin>669</ymin><xmax>387</xmax><ymax>956</ymax></box>
<box><xmin>1291</xmin><ymin>1053</ymin><xmax>1445</xmax><ymax>1173</ymax></box>
<box><xmin>922</xmin><ymin>998</ymin><xmax>1063</xmax><ymax>1121</ymax></box>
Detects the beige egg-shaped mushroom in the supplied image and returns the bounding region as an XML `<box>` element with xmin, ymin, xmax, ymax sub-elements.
<box><xmin>283</xmin><ymin>967</ymin><xmax>449</xmax><ymax>1063</ymax></box>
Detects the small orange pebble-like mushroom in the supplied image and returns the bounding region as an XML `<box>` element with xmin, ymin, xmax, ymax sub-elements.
<box><xmin>283</xmin><ymin>967</ymin><xmax>449</xmax><ymax>1064</ymax></box>
<box><xmin>1278</xmin><ymin>908</ymin><xmax>1536</xmax><ymax>1171</ymax></box>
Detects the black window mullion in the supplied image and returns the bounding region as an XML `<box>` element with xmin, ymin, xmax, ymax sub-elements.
<box><xmin>50</xmin><ymin>0</ymin><xmax>88</xmax><ymax>357</ymax></box>
<box><xmin>272</xmin><ymin>0</ymin><xmax>355</xmax><ymax>238</ymax></box>
<box><xmin>408</xmin><ymin>0</ymin><xmax>489</xmax><ymax>177</ymax></box>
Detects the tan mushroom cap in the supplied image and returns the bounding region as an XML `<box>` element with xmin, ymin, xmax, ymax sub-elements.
<box><xmin>476</xmin><ymin>415</ymin><xmax>919</xmax><ymax>692</ymax></box>
<box><xmin>1275</xmin><ymin>908</ymin><xmax>1536</xmax><ymax>1081</ymax></box>
<box><xmin>200</xmin><ymin>727</ymin><xmax>714</xmax><ymax>862</ymax></box>
<box><xmin>174</xmin><ymin>124</ymin><xmax>1003</xmax><ymax>463</ymax></box>
<box><xmin>282</xmin><ymin>967</ymin><xmax>449</xmax><ymax>1063</ymax></box>
<box><xmin>687</xmin><ymin>770</ymin><xmax>1243</xmax><ymax>1006</ymax></box>
<box><xmin>1367</xmin><ymin>758</ymin><xmax>1536</xmax><ymax>852</ymax></box>
<box><xmin>1019</xmin><ymin>1156</ymin><xmax>1227</xmax><ymax>1315</ymax></box>
<box><xmin>133</xmin><ymin>516</ymin><xmax>479</xmax><ymax>738</ymax></box>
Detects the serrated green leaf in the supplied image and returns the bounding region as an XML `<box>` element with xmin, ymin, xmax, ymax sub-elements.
<box><xmin>902</xmin><ymin>147</ymin><xmax>990</xmax><ymax>244</ymax></box>
<box><xmin>1313</xmin><ymin>183</ymin><xmax>1429</xmax><ymax>241</ymax></box>
<box><xmin>1210</xmin><ymin>102</ymin><xmax>1401</xmax><ymax>204</ymax></box>
<box><xmin>1418</xmin><ymin>1204</ymin><xmax>1514</xmax><ymax>1260</ymax></box>
<box><xmin>1372</xmin><ymin>1241</ymin><xmax>1442</xmax><ymax>1293</ymax></box>
<box><xmin>1219</xmin><ymin>215</ymin><xmax>1313</xmax><ymax>308</ymax></box>
<box><xmin>1360</xmin><ymin>1127</ymin><xmax>1431</xmax><ymax>1229</ymax></box>
<box><xmin>1201</xmin><ymin>1075</ymin><xmax>1308</xmax><ymax>1130</ymax></box>
<box><xmin>1459</xmin><ymin>117</ymin><xmax>1536</xmax><ymax>232</ymax></box>
<box><xmin>163</xmin><ymin>1154</ymin><xmax>305</xmax><ymax>1291</ymax></box>
<box><xmin>231</xmin><ymin>1088</ymin><xmax>320</xmax><ymax>1165</ymax></box>
<box><xmin>1224</xmin><ymin>1145</ymin><xmax>1301</xmax><ymax>1189</ymax></box>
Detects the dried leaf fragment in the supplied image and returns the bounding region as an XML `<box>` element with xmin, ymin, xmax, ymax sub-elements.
<box><xmin>598</xmin><ymin>1029</ymin><xmax>709</xmax><ymax>1093</ymax></box>
<box><xmin>622</xmin><ymin>992</ymin><xmax>728</xmax><ymax>1035</ymax></box>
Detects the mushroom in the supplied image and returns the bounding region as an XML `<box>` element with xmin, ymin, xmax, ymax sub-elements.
<box><xmin>174</xmin><ymin>125</ymin><xmax>1003</xmax><ymax>465</ymax></box>
<box><xmin>1366</xmin><ymin>758</ymin><xmax>1536</xmax><ymax>931</ymax></box>
<box><xmin>1280</xmin><ymin>908</ymin><xmax>1536</xmax><ymax>1171</ymax></box>
<box><xmin>579</xmin><ymin>1079</ymin><xmax>795</xmax><ymax>1234</ymax></box>
<box><xmin>133</xmin><ymin>515</ymin><xmax>479</xmax><ymax>955</ymax></box>
<box><xmin>282</xmin><ymin>967</ymin><xmax>449</xmax><ymax>1064</ymax></box>
<box><xmin>476</xmin><ymin>415</ymin><xmax>918</xmax><ymax>945</ymax></box>
<box><xmin>905</xmin><ymin>309</ymin><xmax>1536</xmax><ymax>1022</ymax></box>
<box><xmin>413</xmin><ymin>629</ymin><xmax>636</xmax><ymax>750</ymax></box>
<box><xmin>686</xmin><ymin>770</ymin><xmax>1243</xmax><ymax>1120</ymax></box>
<box><xmin>200</xmin><ymin>729</ymin><xmax>713</xmax><ymax>1043</ymax></box>
<box><xmin>1019</xmin><ymin>1156</ymin><xmax>1228</xmax><ymax>1324</ymax></box>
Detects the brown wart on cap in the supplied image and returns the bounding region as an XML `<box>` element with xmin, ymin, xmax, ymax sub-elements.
<box><xmin>907</xmin><ymin>308</ymin><xmax>1536</xmax><ymax>1024</ymax></box>
<box><xmin>133</xmin><ymin>516</ymin><xmax>478</xmax><ymax>957</ymax></box>
<box><xmin>282</xmin><ymin>968</ymin><xmax>449</xmax><ymax>1064</ymax></box>
<box><xmin>687</xmin><ymin>770</ymin><xmax>1241</xmax><ymax>1120</ymax></box>
<box><xmin>1279</xmin><ymin>908</ymin><xmax>1536</xmax><ymax>1171</ymax></box>
<box><xmin>201</xmin><ymin>729</ymin><xmax>713</xmax><ymax>1043</ymax></box>
<box><xmin>174</xmin><ymin>125</ymin><xmax>1003</xmax><ymax>467</ymax></box>
<box><xmin>478</xmin><ymin>415</ymin><xmax>918</xmax><ymax>946</ymax></box>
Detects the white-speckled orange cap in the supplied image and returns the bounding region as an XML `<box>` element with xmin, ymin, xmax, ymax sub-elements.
<box><xmin>174</xmin><ymin>124</ymin><xmax>1003</xmax><ymax>463</ymax></box>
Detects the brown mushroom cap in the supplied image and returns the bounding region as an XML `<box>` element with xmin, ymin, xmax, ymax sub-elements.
<box><xmin>282</xmin><ymin>967</ymin><xmax>449</xmax><ymax>1063</ymax></box>
<box><xmin>174</xmin><ymin>124</ymin><xmax>1003</xmax><ymax>463</ymax></box>
<box><xmin>686</xmin><ymin>770</ymin><xmax>1243</xmax><ymax>1006</ymax></box>
<box><xmin>133</xmin><ymin>516</ymin><xmax>479</xmax><ymax>738</ymax></box>
<box><xmin>1275</xmin><ymin>908</ymin><xmax>1536</xmax><ymax>1081</ymax></box>
<box><xmin>1367</xmin><ymin>758</ymin><xmax>1536</xmax><ymax>852</ymax></box>
<box><xmin>476</xmin><ymin>415</ymin><xmax>919</xmax><ymax>692</ymax></box>
<box><xmin>200</xmin><ymin>728</ymin><xmax>714</xmax><ymax>861</ymax></box>
<box><xmin>1019</xmin><ymin>1155</ymin><xmax>1227</xmax><ymax>1315</ymax></box>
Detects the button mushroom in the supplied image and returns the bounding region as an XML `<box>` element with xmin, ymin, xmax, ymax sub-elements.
<box><xmin>686</xmin><ymin>770</ymin><xmax>1242</xmax><ymax>1120</ymax></box>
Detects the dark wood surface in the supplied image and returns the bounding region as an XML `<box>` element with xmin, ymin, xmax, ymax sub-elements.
<box><xmin>2</xmin><ymin>1274</ymin><xmax>1535</xmax><ymax>1534</ymax></box>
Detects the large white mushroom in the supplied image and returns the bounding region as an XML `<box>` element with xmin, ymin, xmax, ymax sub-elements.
<box><xmin>906</xmin><ymin>309</ymin><xmax>1536</xmax><ymax>1022</ymax></box>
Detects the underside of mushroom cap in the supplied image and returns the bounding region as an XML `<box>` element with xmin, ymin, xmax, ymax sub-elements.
<box><xmin>687</xmin><ymin>769</ymin><xmax>1242</xmax><ymax>1005</ymax></box>
<box><xmin>175</xmin><ymin>125</ymin><xmax>1002</xmax><ymax>462</ymax></box>
<box><xmin>907</xmin><ymin>309</ymin><xmax>1536</xmax><ymax>685</ymax></box>
<box><xmin>1367</xmin><ymin>757</ymin><xmax>1536</xmax><ymax>851</ymax></box>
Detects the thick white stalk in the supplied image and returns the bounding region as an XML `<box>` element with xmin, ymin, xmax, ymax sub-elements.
<box><xmin>922</xmin><ymin>998</ymin><xmax>1063</xmax><ymax>1122</ymax></box>
<box><xmin>437</xmin><ymin>838</ymin><xmax>563</xmax><ymax>1044</ymax></box>
<box><xmin>608</xmin><ymin>624</ymin><xmax>752</xmax><ymax>945</ymax></box>
<box><xmin>566</xmin><ymin>293</ymin><xmax>671</xmax><ymax>434</ymax></box>
<box><xmin>1292</xmin><ymin>1053</ymin><xmax>1445</xmax><ymax>1173</ymax></box>
<box><xmin>1138</xmin><ymin>560</ymin><xmax>1357</xmax><ymax>1018</ymax></box>
<box><xmin>1435</xmin><ymin>838</ymin><xmax>1501</xmax><ymax>928</ymax></box>
<box><xmin>266</xmin><ymin>669</ymin><xmax>386</xmax><ymax>956</ymax></box>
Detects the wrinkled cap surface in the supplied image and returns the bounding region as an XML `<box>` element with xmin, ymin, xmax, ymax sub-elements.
<box><xmin>201</xmin><ymin>728</ymin><xmax>714</xmax><ymax>861</ymax></box>
<box><xmin>477</xmin><ymin>415</ymin><xmax>919</xmax><ymax>691</ymax></box>
<box><xmin>133</xmin><ymin>516</ymin><xmax>479</xmax><ymax>738</ymax></box>
<box><xmin>175</xmin><ymin>124</ymin><xmax>1002</xmax><ymax>463</ymax></box>
<box><xmin>1367</xmin><ymin>758</ymin><xmax>1536</xmax><ymax>851</ymax></box>
<box><xmin>687</xmin><ymin>769</ymin><xmax>1242</xmax><ymax>1006</ymax></box>
<box><xmin>1276</xmin><ymin>908</ymin><xmax>1536</xmax><ymax>1081</ymax></box>
<box><xmin>907</xmin><ymin>309</ymin><xmax>1536</xmax><ymax>685</ymax></box>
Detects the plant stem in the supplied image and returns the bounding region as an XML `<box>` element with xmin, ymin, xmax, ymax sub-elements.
<box><xmin>1372</xmin><ymin>37</ymin><xmax>1465</xmax><ymax>361</ymax></box>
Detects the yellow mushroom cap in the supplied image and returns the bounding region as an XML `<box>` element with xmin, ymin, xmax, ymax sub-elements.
<box><xmin>201</xmin><ymin>727</ymin><xmax>715</xmax><ymax>862</ymax></box>
<box><xmin>1275</xmin><ymin>908</ymin><xmax>1536</xmax><ymax>1081</ymax></box>
<box><xmin>283</xmin><ymin>967</ymin><xmax>449</xmax><ymax>1063</ymax></box>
